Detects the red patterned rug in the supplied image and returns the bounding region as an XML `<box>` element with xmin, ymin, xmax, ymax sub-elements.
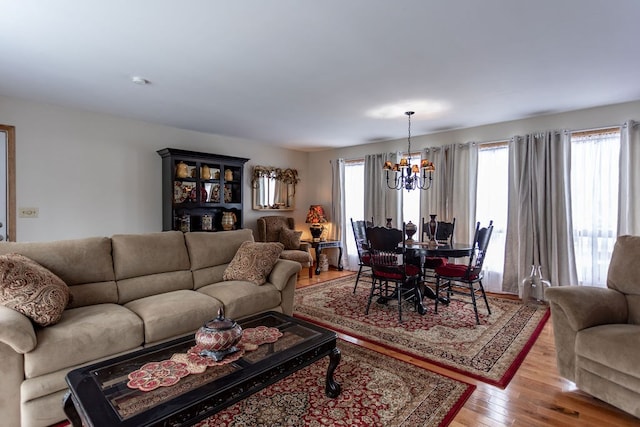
<box><xmin>50</xmin><ymin>340</ymin><xmax>473</xmax><ymax>427</ymax></box>
<box><xmin>294</xmin><ymin>276</ymin><xmax>549</xmax><ymax>388</ymax></box>
<box><xmin>195</xmin><ymin>340</ymin><xmax>474</xmax><ymax>427</ymax></box>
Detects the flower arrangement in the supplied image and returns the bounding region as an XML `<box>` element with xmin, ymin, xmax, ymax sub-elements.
<box><xmin>251</xmin><ymin>166</ymin><xmax>300</xmax><ymax>186</ymax></box>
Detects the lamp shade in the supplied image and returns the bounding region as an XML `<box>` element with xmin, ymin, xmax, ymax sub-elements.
<box><xmin>305</xmin><ymin>205</ymin><xmax>327</xmax><ymax>224</ymax></box>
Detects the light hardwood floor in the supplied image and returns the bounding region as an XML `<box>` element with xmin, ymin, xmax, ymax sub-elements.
<box><xmin>297</xmin><ymin>269</ymin><xmax>640</xmax><ymax>427</ymax></box>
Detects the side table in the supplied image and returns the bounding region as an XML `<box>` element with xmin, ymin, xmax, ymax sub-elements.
<box><xmin>304</xmin><ymin>240</ymin><xmax>343</xmax><ymax>275</ymax></box>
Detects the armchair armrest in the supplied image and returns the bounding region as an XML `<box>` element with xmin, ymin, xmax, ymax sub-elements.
<box><xmin>0</xmin><ymin>305</ymin><xmax>37</xmax><ymax>353</ymax></box>
<box><xmin>545</xmin><ymin>286</ymin><xmax>628</xmax><ymax>331</ymax></box>
<box><xmin>299</xmin><ymin>242</ymin><xmax>311</xmax><ymax>251</ymax></box>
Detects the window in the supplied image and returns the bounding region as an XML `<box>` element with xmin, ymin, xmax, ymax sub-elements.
<box><xmin>401</xmin><ymin>152</ymin><xmax>422</xmax><ymax>229</ymax></box>
<box><xmin>475</xmin><ymin>142</ymin><xmax>509</xmax><ymax>293</ymax></box>
<box><xmin>570</xmin><ymin>128</ymin><xmax>621</xmax><ymax>286</ymax></box>
<box><xmin>344</xmin><ymin>159</ymin><xmax>365</xmax><ymax>270</ymax></box>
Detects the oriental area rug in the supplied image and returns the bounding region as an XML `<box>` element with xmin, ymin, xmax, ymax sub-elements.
<box><xmin>195</xmin><ymin>340</ymin><xmax>474</xmax><ymax>427</ymax></box>
<box><xmin>294</xmin><ymin>276</ymin><xmax>550</xmax><ymax>388</ymax></box>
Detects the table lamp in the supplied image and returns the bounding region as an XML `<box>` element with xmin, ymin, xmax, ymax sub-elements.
<box><xmin>305</xmin><ymin>205</ymin><xmax>327</xmax><ymax>242</ymax></box>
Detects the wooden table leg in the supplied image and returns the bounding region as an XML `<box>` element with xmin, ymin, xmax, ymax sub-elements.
<box><xmin>63</xmin><ymin>391</ymin><xmax>83</xmax><ymax>427</ymax></box>
<box><xmin>325</xmin><ymin>347</ymin><xmax>341</xmax><ymax>398</ymax></box>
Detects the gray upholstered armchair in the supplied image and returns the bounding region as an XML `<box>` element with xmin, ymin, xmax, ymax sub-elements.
<box><xmin>256</xmin><ymin>216</ymin><xmax>313</xmax><ymax>278</ymax></box>
<box><xmin>545</xmin><ymin>235</ymin><xmax>640</xmax><ymax>418</ymax></box>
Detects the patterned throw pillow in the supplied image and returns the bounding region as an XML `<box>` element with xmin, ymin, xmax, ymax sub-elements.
<box><xmin>0</xmin><ymin>253</ymin><xmax>70</xmax><ymax>326</ymax></box>
<box><xmin>223</xmin><ymin>241</ymin><xmax>284</xmax><ymax>285</ymax></box>
<box><xmin>278</xmin><ymin>228</ymin><xmax>302</xmax><ymax>250</ymax></box>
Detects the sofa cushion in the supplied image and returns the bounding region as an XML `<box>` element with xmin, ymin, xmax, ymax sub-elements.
<box><xmin>24</xmin><ymin>304</ymin><xmax>143</xmax><ymax>378</ymax></box>
<box><xmin>0</xmin><ymin>254</ymin><xmax>70</xmax><ymax>326</ymax></box>
<box><xmin>607</xmin><ymin>235</ymin><xmax>640</xmax><ymax>325</ymax></box>
<box><xmin>576</xmin><ymin>324</ymin><xmax>640</xmax><ymax>382</ymax></box>
<box><xmin>607</xmin><ymin>235</ymin><xmax>640</xmax><ymax>296</ymax></box>
<box><xmin>223</xmin><ymin>241</ymin><xmax>284</xmax><ymax>285</ymax></box>
<box><xmin>125</xmin><ymin>290</ymin><xmax>222</xmax><ymax>343</ymax></box>
<box><xmin>112</xmin><ymin>231</ymin><xmax>190</xmax><ymax>280</ymax></box>
<box><xmin>185</xmin><ymin>229</ymin><xmax>254</xmax><ymax>271</ymax></box>
<box><xmin>279</xmin><ymin>228</ymin><xmax>302</xmax><ymax>250</ymax></box>
<box><xmin>0</xmin><ymin>237</ymin><xmax>117</xmax><ymax>307</ymax></box>
<box><xmin>117</xmin><ymin>271</ymin><xmax>193</xmax><ymax>305</ymax></box>
<box><xmin>197</xmin><ymin>281</ymin><xmax>281</xmax><ymax>319</ymax></box>
<box><xmin>112</xmin><ymin>231</ymin><xmax>194</xmax><ymax>303</ymax></box>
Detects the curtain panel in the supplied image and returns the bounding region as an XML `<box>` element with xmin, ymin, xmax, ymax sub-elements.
<box><xmin>419</xmin><ymin>143</ymin><xmax>478</xmax><ymax>244</ymax></box>
<box><xmin>618</xmin><ymin>120</ymin><xmax>640</xmax><ymax>236</ymax></box>
<box><xmin>503</xmin><ymin>132</ymin><xmax>577</xmax><ymax>294</ymax></box>
<box><xmin>364</xmin><ymin>152</ymin><xmax>400</xmax><ymax>228</ymax></box>
<box><xmin>450</xmin><ymin>143</ymin><xmax>478</xmax><ymax>244</ymax></box>
<box><xmin>420</xmin><ymin>146</ymin><xmax>447</xmax><ymax>225</ymax></box>
<box><xmin>330</xmin><ymin>158</ymin><xmax>345</xmax><ymax>242</ymax></box>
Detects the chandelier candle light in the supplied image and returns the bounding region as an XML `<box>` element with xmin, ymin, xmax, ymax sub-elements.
<box><xmin>383</xmin><ymin>111</ymin><xmax>435</xmax><ymax>191</ymax></box>
<box><xmin>306</xmin><ymin>205</ymin><xmax>328</xmax><ymax>242</ymax></box>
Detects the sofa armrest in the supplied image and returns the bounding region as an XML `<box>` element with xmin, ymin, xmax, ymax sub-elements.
<box><xmin>0</xmin><ymin>305</ymin><xmax>37</xmax><ymax>353</ymax></box>
<box><xmin>545</xmin><ymin>286</ymin><xmax>628</xmax><ymax>331</ymax></box>
<box><xmin>268</xmin><ymin>259</ymin><xmax>300</xmax><ymax>316</ymax></box>
<box><xmin>268</xmin><ymin>259</ymin><xmax>301</xmax><ymax>292</ymax></box>
<box><xmin>299</xmin><ymin>242</ymin><xmax>311</xmax><ymax>251</ymax></box>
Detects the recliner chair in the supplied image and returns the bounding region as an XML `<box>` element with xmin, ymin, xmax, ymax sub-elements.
<box><xmin>546</xmin><ymin>235</ymin><xmax>640</xmax><ymax>418</ymax></box>
<box><xmin>256</xmin><ymin>216</ymin><xmax>313</xmax><ymax>278</ymax></box>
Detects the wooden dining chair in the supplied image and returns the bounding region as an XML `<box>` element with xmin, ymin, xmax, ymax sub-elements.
<box><xmin>421</xmin><ymin>217</ymin><xmax>456</xmax><ymax>245</ymax></box>
<box><xmin>421</xmin><ymin>217</ymin><xmax>456</xmax><ymax>282</ymax></box>
<box><xmin>434</xmin><ymin>221</ymin><xmax>493</xmax><ymax>325</ymax></box>
<box><xmin>350</xmin><ymin>218</ymin><xmax>373</xmax><ymax>293</ymax></box>
<box><xmin>366</xmin><ymin>223</ymin><xmax>424</xmax><ymax>322</ymax></box>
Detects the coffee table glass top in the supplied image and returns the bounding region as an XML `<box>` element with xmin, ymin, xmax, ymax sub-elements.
<box><xmin>66</xmin><ymin>311</ymin><xmax>334</xmax><ymax>425</ymax></box>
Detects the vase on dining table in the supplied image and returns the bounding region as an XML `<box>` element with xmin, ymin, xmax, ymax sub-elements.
<box><xmin>427</xmin><ymin>214</ymin><xmax>438</xmax><ymax>242</ymax></box>
<box><xmin>405</xmin><ymin>221</ymin><xmax>417</xmax><ymax>243</ymax></box>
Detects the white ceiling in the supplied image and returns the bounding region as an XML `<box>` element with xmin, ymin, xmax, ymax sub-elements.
<box><xmin>2</xmin><ymin>0</ymin><xmax>640</xmax><ymax>152</ymax></box>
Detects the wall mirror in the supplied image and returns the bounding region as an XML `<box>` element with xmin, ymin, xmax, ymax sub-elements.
<box><xmin>251</xmin><ymin>166</ymin><xmax>299</xmax><ymax>211</ymax></box>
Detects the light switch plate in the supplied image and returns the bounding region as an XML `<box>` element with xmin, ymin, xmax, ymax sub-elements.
<box><xmin>19</xmin><ymin>207</ymin><xmax>39</xmax><ymax>218</ymax></box>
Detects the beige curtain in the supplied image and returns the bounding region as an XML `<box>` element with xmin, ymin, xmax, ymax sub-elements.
<box><xmin>420</xmin><ymin>146</ymin><xmax>447</xmax><ymax>223</ymax></box>
<box><xmin>364</xmin><ymin>152</ymin><xmax>400</xmax><ymax>228</ymax></box>
<box><xmin>449</xmin><ymin>142</ymin><xmax>478</xmax><ymax>244</ymax></box>
<box><xmin>503</xmin><ymin>132</ymin><xmax>577</xmax><ymax>294</ymax></box>
<box><xmin>618</xmin><ymin>120</ymin><xmax>640</xmax><ymax>235</ymax></box>
<box><xmin>418</xmin><ymin>143</ymin><xmax>477</xmax><ymax>244</ymax></box>
<box><xmin>330</xmin><ymin>158</ymin><xmax>345</xmax><ymax>242</ymax></box>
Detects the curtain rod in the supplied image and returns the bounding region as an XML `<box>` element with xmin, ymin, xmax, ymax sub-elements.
<box><xmin>567</xmin><ymin>124</ymin><xmax>622</xmax><ymax>135</ymax></box>
<box><xmin>477</xmin><ymin>139</ymin><xmax>509</xmax><ymax>148</ymax></box>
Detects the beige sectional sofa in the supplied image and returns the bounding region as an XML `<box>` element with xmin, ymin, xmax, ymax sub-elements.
<box><xmin>0</xmin><ymin>229</ymin><xmax>300</xmax><ymax>427</ymax></box>
<box><xmin>546</xmin><ymin>235</ymin><xmax>640</xmax><ymax>418</ymax></box>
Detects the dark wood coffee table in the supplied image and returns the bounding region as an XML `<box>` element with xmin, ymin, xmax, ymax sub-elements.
<box><xmin>64</xmin><ymin>311</ymin><xmax>341</xmax><ymax>427</ymax></box>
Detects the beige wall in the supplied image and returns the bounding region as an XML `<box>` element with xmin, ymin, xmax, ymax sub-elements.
<box><xmin>2</xmin><ymin>95</ymin><xmax>639</xmax><ymax>243</ymax></box>
<box><xmin>0</xmin><ymin>95</ymin><xmax>310</xmax><ymax>242</ymax></box>
<box><xmin>309</xmin><ymin>100</ymin><xmax>640</xmax><ymax>214</ymax></box>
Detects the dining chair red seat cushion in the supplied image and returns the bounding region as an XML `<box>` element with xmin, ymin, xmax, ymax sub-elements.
<box><xmin>374</xmin><ymin>263</ymin><xmax>421</xmax><ymax>280</ymax></box>
<box><xmin>370</xmin><ymin>253</ymin><xmax>398</xmax><ymax>265</ymax></box>
<box><xmin>435</xmin><ymin>263</ymin><xmax>479</xmax><ymax>280</ymax></box>
<box><xmin>423</xmin><ymin>256</ymin><xmax>448</xmax><ymax>269</ymax></box>
<box><xmin>361</xmin><ymin>253</ymin><xmax>371</xmax><ymax>266</ymax></box>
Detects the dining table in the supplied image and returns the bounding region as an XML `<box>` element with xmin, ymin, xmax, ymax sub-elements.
<box><xmin>405</xmin><ymin>241</ymin><xmax>475</xmax><ymax>258</ymax></box>
<box><xmin>403</xmin><ymin>241</ymin><xmax>475</xmax><ymax>306</ymax></box>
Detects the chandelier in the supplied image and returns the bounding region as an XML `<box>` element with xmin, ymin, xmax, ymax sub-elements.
<box><xmin>383</xmin><ymin>111</ymin><xmax>435</xmax><ymax>191</ymax></box>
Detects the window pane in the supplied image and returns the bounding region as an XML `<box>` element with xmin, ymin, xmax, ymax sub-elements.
<box><xmin>402</xmin><ymin>181</ymin><xmax>421</xmax><ymax>233</ymax></box>
<box><xmin>344</xmin><ymin>161</ymin><xmax>365</xmax><ymax>270</ymax></box>
<box><xmin>476</xmin><ymin>144</ymin><xmax>508</xmax><ymax>293</ymax></box>
<box><xmin>571</xmin><ymin>131</ymin><xmax>620</xmax><ymax>287</ymax></box>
